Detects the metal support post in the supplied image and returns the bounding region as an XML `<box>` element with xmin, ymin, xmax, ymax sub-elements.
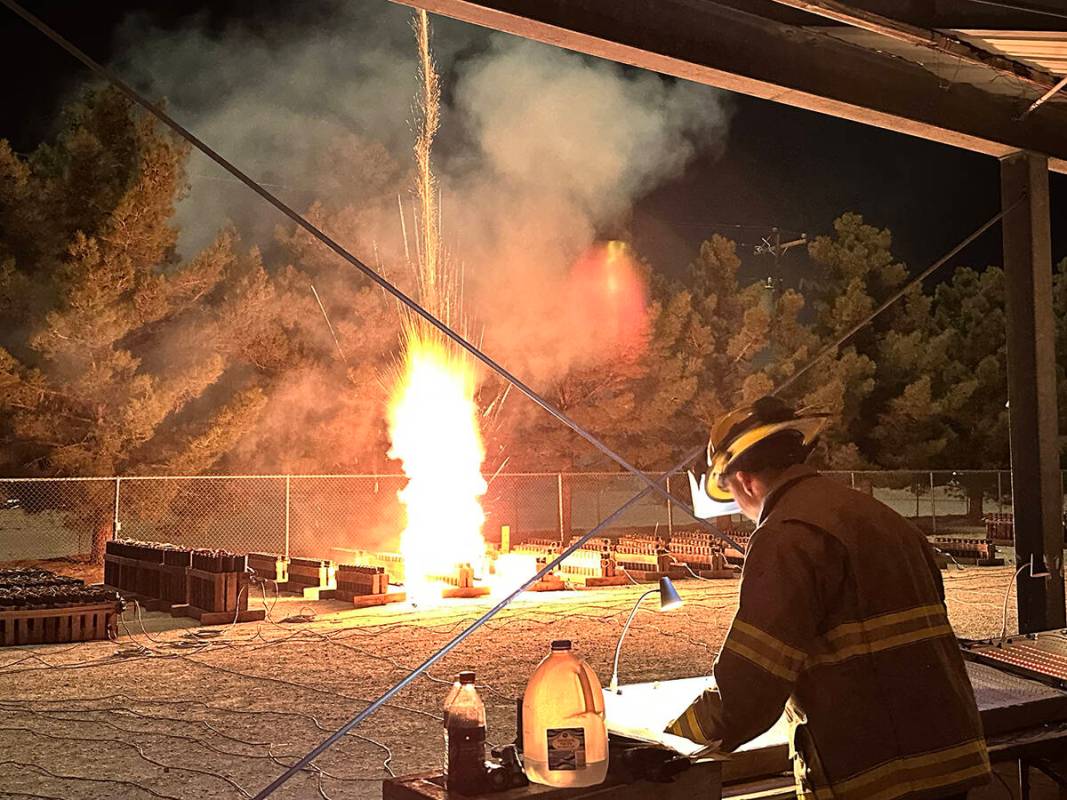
<box><xmin>666</xmin><ymin>474</ymin><xmax>674</xmax><ymax>536</ymax></box>
<box><xmin>1000</xmin><ymin>151</ymin><xmax>1065</xmax><ymax>633</ymax></box>
<box><xmin>112</xmin><ymin>477</ymin><xmax>122</xmax><ymax>539</ymax></box>
<box><xmin>930</xmin><ymin>472</ymin><xmax>937</xmax><ymax>533</ymax></box>
<box><xmin>284</xmin><ymin>475</ymin><xmax>291</xmax><ymax>559</ymax></box>
<box><xmin>557</xmin><ymin>473</ymin><xmax>565</xmax><ymax>543</ymax></box>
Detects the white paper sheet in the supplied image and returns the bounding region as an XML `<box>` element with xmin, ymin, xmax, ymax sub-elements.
<box><xmin>603</xmin><ymin>677</ymin><xmax>790</xmax><ymax>758</ymax></box>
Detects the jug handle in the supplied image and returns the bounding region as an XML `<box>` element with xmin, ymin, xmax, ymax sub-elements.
<box><xmin>576</xmin><ymin>666</ymin><xmax>597</xmax><ymax>714</ymax></box>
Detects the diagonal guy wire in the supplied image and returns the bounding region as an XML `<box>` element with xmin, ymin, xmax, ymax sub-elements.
<box><xmin>0</xmin><ymin>0</ymin><xmax>741</xmax><ymax>553</ymax></box>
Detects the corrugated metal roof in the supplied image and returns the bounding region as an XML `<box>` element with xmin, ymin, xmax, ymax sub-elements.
<box><xmin>953</xmin><ymin>29</ymin><xmax>1067</xmax><ymax>76</ymax></box>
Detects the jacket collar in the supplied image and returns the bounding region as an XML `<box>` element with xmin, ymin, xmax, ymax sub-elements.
<box><xmin>757</xmin><ymin>464</ymin><xmax>820</xmax><ymax>526</ymax></box>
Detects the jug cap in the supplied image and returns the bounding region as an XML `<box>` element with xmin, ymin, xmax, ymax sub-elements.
<box><xmin>550</xmin><ymin>639</ymin><xmax>572</xmax><ymax>651</ymax></box>
<box><xmin>458</xmin><ymin>670</ymin><xmax>476</xmax><ymax>684</ymax></box>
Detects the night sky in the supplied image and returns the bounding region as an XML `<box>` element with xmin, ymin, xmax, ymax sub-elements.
<box><xmin>2</xmin><ymin>0</ymin><xmax>1065</xmax><ymax>288</ymax></box>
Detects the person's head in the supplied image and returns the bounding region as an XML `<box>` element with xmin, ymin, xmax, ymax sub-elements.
<box><xmin>704</xmin><ymin>396</ymin><xmax>828</xmax><ymax>522</ymax></box>
<box><xmin>722</xmin><ymin>431</ymin><xmax>813</xmax><ymax>520</ymax></box>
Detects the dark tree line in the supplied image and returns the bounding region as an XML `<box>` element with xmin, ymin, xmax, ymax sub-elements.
<box><xmin>1</xmin><ymin>89</ymin><xmax>1064</xmax><ymax>482</ymax></box>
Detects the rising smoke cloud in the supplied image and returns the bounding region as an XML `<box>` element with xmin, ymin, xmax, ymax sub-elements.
<box><xmin>115</xmin><ymin>0</ymin><xmax>730</xmax><ymax>386</ymax></box>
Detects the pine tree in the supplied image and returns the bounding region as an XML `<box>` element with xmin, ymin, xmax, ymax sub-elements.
<box><xmin>0</xmin><ymin>89</ymin><xmax>269</xmax><ymax>478</ymax></box>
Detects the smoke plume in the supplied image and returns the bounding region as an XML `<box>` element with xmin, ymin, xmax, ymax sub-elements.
<box><xmin>116</xmin><ymin>0</ymin><xmax>729</xmax><ymax>380</ymax></box>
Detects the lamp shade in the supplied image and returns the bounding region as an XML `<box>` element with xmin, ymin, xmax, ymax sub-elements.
<box><xmin>658</xmin><ymin>577</ymin><xmax>683</xmax><ymax>611</ymax></box>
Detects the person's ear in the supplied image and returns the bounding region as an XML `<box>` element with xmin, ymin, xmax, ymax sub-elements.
<box><xmin>731</xmin><ymin>471</ymin><xmax>758</xmax><ymax>503</ymax></box>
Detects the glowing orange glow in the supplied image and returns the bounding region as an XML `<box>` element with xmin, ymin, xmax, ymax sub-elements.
<box><xmin>489</xmin><ymin>552</ymin><xmax>540</xmax><ymax>597</ymax></box>
<box><xmin>388</xmin><ymin>335</ymin><xmax>487</xmax><ymax>606</ymax></box>
<box><xmin>568</xmin><ymin>240</ymin><xmax>649</xmax><ymax>352</ymax></box>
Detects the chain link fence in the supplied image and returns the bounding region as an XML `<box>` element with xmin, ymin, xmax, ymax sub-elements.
<box><xmin>0</xmin><ymin>470</ymin><xmax>1064</xmax><ymax>562</ymax></box>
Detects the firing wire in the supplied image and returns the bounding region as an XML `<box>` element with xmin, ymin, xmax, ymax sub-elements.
<box><xmin>931</xmin><ymin>545</ymin><xmax>966</xmax><ymax>571</ymax></box>
<box><xmin>0</xmin><ymin>703</ymin><xmax>273</xmax><ymax>750</ymax></box>
<box><xmin>669</xmin><ymin>557</ymin><xmax>740</xmax><ymax>582</ymax></box>
<box><xmin>0</xmin><ymin>0</ymin><xmax>742</xmax><ymax>557</ymax></box>
<box><xmin>0</xmin><ymin>694</ymin><xmax>398</xmax><ymax>778</ymax></box>
<box><xmin>999</xmin><ymin>561</ymin><xmax>1032</xmax><ymax>644</ymax></box>
<box><xmin>0</xmin><ymin>760</ymin><xmax>185</xmax><ymax>800</ymax></box>
<box><xmin>0</xmin><ymin>728</ymin><xmax>253</xmax><ymax>796</ymax></box>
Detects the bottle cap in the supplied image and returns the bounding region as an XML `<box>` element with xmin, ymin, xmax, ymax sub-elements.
<box><xmin>550</xmin><ymin>639</ymin><xmax>572</xmax><ymax>651</ymax></box>
<box><xmin>458</xmin><ymin>671</ymin><xmax>476</xmax><ymax>684</ymax></box>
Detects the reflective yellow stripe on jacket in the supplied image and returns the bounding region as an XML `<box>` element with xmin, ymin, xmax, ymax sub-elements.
<box><xmin>725</xmin><ymin>620</ymin><xmax>807</xmax><ymax>682</ymax></box>
<box><xmin>811</xmin><ymin>738</ymin><xmax>990</xmax><ymax>800</ymax></box>
<box><xmin>808</xmin><ymin>603</ymin><xmax>954</xmax><ymax>669</ymax></box>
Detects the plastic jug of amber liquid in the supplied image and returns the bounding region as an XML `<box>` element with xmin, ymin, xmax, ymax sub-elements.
<box><xmin>522</xmin><ymin>640</ymin><xmax>608</xmax><ymax>787</ymax></box>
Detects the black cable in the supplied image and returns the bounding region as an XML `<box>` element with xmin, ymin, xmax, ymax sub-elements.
<box><xmin>774</xmin><ymin>197</ymin><xmax>1023</xmax><ymax>396</ymax></box>
<box><xmin>0</xmin><ymin>0</ymin><xmax>736</xmax><ymax>552</ymax></box>
<box><xmin>959</xmin><ymin>0</ymin><xmax>1067</xmax><ymax>22</ymax></box>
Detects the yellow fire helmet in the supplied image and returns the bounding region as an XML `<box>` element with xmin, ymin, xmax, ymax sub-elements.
<box><xmin>700</xmin><ymin>397</ymin><xmax>830</xmax><ymax>507</ymax></box>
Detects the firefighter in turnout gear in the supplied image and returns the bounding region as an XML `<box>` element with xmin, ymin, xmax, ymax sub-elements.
<box><xmin>668</xmin><ymin>397</ymin><xmax>990</xmax><ymax>800</ymax></box>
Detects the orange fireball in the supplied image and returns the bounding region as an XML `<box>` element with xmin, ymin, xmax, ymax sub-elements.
<box><xmin>568</xmin><ymin>241</ymin><xmax>649</xmax><ymax>353</ymax></box>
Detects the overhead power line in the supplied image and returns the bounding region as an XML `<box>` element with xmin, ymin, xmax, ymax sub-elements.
<box><xmin>959</xmin><ymin>0</ymin><xmax>1067</xmax><ymax>22</ymax></box>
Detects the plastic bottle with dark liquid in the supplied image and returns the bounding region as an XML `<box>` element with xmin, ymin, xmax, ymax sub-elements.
<box><xmin>444</xmin><ymin>671</ymin><xmax>486</xmax><ymax>795</ymax></box>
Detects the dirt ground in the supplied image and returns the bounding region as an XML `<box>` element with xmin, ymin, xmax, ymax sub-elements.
<box><xmin>0</xmin><ymin>563</ymin><xmax>1048</xmax><ymax>799</ymax></box>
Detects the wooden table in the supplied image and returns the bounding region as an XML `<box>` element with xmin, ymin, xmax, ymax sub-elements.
<box><xmin>386</xmin><ymin>654</ymin><xmax>1067</xmax><ymax>800</ymax></box>
<box><xmin>383</xmin><ymin>747</ymin><xmax>722</xmax><ymax>800</ymax></box>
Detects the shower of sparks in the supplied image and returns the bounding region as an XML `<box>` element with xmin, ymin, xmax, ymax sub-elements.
<box><xmin>387</xmin><ymin>11</ymin><xmax>488</xmax><ymax>606</ymax></box>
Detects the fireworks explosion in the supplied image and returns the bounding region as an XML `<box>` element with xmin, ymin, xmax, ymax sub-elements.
<box><xmin>388</xmin><ymin>11</ymin><xmax>488</xmax><ymax>606</ymax></box>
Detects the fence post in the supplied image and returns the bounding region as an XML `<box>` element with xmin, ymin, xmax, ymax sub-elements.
<box><xmin>930</xmin><ymin>472</ymin><xmax>937</xmax><ymax>533</ymax></box>
<box><xmin>112</xmin><ymin>477</ymin><xmax>122</xmax><ymax>539</ymax></box>
<box><xmin>850</xmin><ymin>472</ymin><xmax>856</xmax><ymax>490</ymax></box>
<box><xmin>284</xmin><ymin>475</ymin><xmax>291</xmax><ymax>559</ymax></box>
<box><xmin>665</xmin><ymin>474</ymin><xmax>674</xmax><ymax>537</ymax></box>
<box><xmin>557</xmin><ymin>473</ymin><xmax>564</xmax><ymax>543</ymax></box>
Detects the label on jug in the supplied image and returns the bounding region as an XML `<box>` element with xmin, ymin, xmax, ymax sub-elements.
<box><xmin>546</xmin><ymin>727</ymin><xmax>586</xmax><ymax>770</ymax></box>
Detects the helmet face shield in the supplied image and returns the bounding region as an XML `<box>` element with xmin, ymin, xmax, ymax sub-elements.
<box><xmin>703</xmin><ymin>412</ymin><xmax>828</xmax><ymax>504</ymax></box>
<box><xmin>705</xmin><ymin>450</ymin><xmax>734</xmax><ymax>502</ymax></box>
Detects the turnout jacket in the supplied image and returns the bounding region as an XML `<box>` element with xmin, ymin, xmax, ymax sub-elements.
<box><xmin>668</xmin><ymin>465</ymin><xmax>990</xmax><ymax>800</ymax></box>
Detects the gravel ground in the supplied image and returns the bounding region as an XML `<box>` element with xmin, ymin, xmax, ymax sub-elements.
<box><xmin>0</xmin><ymin>564</ymin><xmax>1045</xmax><ymax>799</ymax></box>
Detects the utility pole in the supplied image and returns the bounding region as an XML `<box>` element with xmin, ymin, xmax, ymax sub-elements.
<box><xmin>754</xmin><ymin>227</ymin><xmax>807</xmax><ymax>296</ymax></box>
